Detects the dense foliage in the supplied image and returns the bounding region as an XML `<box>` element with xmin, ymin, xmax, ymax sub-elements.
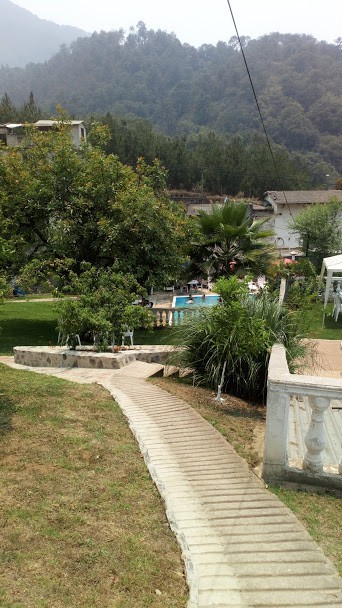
<box><xmin>267</xmin><ymin>258</ymin><xmax>320</xmax><ymax>311</ymax></box>
<box><xmin>171</xmin><ymin>277</ymin><xmax>304</xmax><ymax>402</ymax></box>
<box><xmin>97</xmin><ymin>118</ymin><xmax>329</xmax><ymax>195</ymax></box>
<box><xmin>0</xmin><ymin>121</ymin><xmax>191</xmax><ymax>289</ymax></box>
<box><xmin>289</xmin><ymin>199</ymin><xmax>342</xmax><ymax>270</ymax></box>
<box><xmin>1</xmin><ymin>27</ymin><xmax>341</xmax><ymax>174</ymax></box>
<box><xmin>189</xmin><ymin>200</ymin><xmax>275</xmax><ymax>278</ymax></box>
<box><xmin>56</xmin><ymin>264</ymin><xmax>153</xmax><ymax>349</ymax></box>
<box><xmin>0</xmin><ymin>91</ymin><xmax>42</xmax><ymax>123</ymax></box>
<box><xmin>2</xmin><ymin>98</ymin><xmax>333</xmax><ymax>194</ymax></box>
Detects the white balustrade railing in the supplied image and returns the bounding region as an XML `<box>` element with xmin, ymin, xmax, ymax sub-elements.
<box><xmin>151</xmin><ymin>307</ymin><xmax>202</xmax><ymax>328</ymax></box>
<box><xmin>303</xmin><ymin>396</ymin><xmax>331</xmax><ymax>473</ymax></box>
<box><xmin>263</xmin><ymin>344</ymin><xmax>342</xmax><ymax>488</ymax></box>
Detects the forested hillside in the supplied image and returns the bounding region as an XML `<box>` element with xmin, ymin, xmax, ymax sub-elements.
<box><xmin>0</xmin><ymin>23</ymin><xmax>341</xmax><ymax>177</ymax></box>
<box><xmin>0</xmin><ymin>0</ymin><xmax>87</xmax><ymax>67</ymax></box>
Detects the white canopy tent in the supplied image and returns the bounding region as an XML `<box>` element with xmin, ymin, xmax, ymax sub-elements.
<box><xmin>319</xmin><ymin>253</ymin><xmax>342</xmax><ymax>310</ymax></box>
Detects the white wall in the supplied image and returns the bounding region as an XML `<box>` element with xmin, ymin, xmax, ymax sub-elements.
<box><xmin>260</xmin><ymin>204</ymin><xmax>307</xmax><ymax>251</ymax></box>
<box><xmin>70</xmin><ymin>123</ymin><xmax>86</xmax><ymax>147</ymax></box>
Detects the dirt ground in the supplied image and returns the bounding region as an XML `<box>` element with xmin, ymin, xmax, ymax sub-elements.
<box><xmin>300</xmin><ymin>339</ymin><xmax>342</xmax><ymax>378</ymax></box>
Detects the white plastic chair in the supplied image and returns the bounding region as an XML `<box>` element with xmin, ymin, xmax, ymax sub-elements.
<box><xmin>121</xmin><ymin>328</ymin><xmax>134</xmax><ymax>346</ymax></box>
<box><xmin>332</xmin><ymin>293</ymin><xmax>341</xmax><ymax>322</ymax></box>
<box><xmin>58</xmin><ymin>332</ymin><xmax>81</xmax><ymax>347</ymax></box>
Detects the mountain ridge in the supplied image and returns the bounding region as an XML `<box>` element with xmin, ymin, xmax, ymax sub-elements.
<box><xmin>0</xmin><ymin>20</ymin><xmax>341</xmax><ymax>175</ymax></box>
<box><xmin>0</xmin><ymin>0</ymin><xmax>88</xmax><ymax>67</ymax></box>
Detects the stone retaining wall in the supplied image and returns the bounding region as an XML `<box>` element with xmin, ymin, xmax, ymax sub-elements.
<box><xmin>13</xmin><ymin>346</ymin><xmax>175</xmax><ymax>370</ymax></box>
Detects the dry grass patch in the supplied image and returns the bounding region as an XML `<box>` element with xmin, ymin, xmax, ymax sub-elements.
<box><xmin>271</xmin><ymin>485</ymin><xmax>342</xmax><ymax>576</ymax></box>
<box><xmin>0</xmin><ymin>365</ymin><xmax>188</xmax><ymax>608</ymax></box>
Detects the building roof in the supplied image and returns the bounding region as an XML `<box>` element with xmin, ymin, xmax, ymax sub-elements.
<box><xmin>34</xmin><ymin>120</ymin><xmax>84</xmax><ymax>127</ymax></box>
<box><xmin>263</xmin><ymin>190</ymin><xmax>342</xmax><ymax>204</ymax></box>
<box><xmin>1</xmin><ymin>121</ymin><xmax>85</xmax><ymax>129</ymax></box>
<box><xmin>2</xmin><ymin>123</ymin><xmax>23</xmax><ymax>129</ymax></box>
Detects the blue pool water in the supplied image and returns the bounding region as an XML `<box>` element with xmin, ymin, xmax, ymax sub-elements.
<box><xmin>173</xmin><ymin>294</ymin><xmax>220</xmax><ymax>308</ymax></box>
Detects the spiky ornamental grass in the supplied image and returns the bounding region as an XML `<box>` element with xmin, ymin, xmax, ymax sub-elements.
<box><xmin>171</xmin><ymin>277</ymin><xmax>305</xmax><ymax>403</ymax></box>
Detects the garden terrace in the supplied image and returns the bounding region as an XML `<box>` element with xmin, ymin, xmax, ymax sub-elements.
<box><xmin>13</xmin><ymin>345</ymin><xmax>176</xmax><ymax>369</ymax></box>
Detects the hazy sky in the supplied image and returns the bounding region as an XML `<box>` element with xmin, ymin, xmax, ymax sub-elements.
<box><xmin>12</xmin><ymin>0</ymin><xmax>342</xmax><ymax>48</ymax></box>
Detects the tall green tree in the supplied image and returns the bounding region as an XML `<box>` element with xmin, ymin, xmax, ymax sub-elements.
<box><xmin>0</xmin><ymin>120</ymin><xmax>191</xmax><ymax>289</ymax></box>
<box><xmin>19</xmin><ymin>92</ymin><xmax>42</xmax><ymax>122</ymax></box>
<box><xmin>289</xmin><ymin>199</ymin><xmax>342</xmax><ymax>270</ymax></box>
<box><xmin>0</xmin><ymin>92</ymin><xmax>18</xmax><ymax>122</ymax></box>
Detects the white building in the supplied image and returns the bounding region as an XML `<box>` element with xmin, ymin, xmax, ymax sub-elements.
<box><xmin>0</xmin><ymin>119</ymin><xmax>86</xmax><ymax>148</ymax></box>
<box><xmin>0</xmin><ymin>123</ymin><xmax>25</xmax><ymax>146</ymax></box>
<box><xmin>34</xmin><ymin>120</ymin><xmax>86</xmax><ymax>147</ymax></box>
<box><xmin>185</xmin><ymin>191</ymin><xmax>342</xmax><ymax>258</ymax></box>
<box><xmin>260</xmin><ymin>190</ymin><xmax>342</xmax><ymax>255</ymax></box>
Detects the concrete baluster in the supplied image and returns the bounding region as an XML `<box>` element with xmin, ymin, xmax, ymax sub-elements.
<box><xmin>303</xmin><ymin>396</ymin><xmax>330</xmax><ymax>473</ymax></box>
<box><xmin>263</xmin><ymin>387</ymin><xmax>290</xmax><ymax>481</ymax></box>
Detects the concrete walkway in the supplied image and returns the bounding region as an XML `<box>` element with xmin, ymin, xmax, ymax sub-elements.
<box><xmin>1</xmin><ymin>355</ymin><xmax>342</xmax><ymax>608</ymax></box>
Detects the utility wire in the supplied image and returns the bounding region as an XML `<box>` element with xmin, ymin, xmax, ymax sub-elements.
<box><xmin>226</xmin><ymin>0</ymin><xmax>294</xmax><ymax>218</ymax></box>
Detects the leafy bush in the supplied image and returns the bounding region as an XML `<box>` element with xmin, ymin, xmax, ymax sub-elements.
<box><xmin>17</xmin><ymin>258</ymin><xmax>75</xmax><ymax>293</ymax></box>
<box><xmin>0</xmin><ymin>275</ymin><xmax>7</xmax><ymax>302</ymax></box>
<box><xmin>56</xmin><ymin>264</ymin><xmax>153</xmax><ymax>349</ymax></box>
<box><xmin>171</xmin><ymin>276</ymin><xmax>304</xmax><ymax>402</ymax></box>
<box><xmin>268</xmin><ymin>258</ymin><xmax>320</xmax><ymax>310</ymax></box>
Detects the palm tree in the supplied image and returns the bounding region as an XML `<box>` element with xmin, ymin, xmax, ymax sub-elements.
<box><xmin>193</xmin><ymin>201</ymin><xmax>275</xmax><ymax>277</ymax></box>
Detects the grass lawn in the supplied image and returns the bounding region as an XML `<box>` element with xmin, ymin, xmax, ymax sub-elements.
<box><xmin>0</xmin><ymin>365</ymin><xmax>188</xmax><ymax>608</ymax></box>
<box><xmin>0</xmin><ymin>301</ymin><xmax>181</xmax><ymax>355</ymax></box>
<box><xmin>301</xmin><ymin>301</ymin><xmax>342</xmax><ymax>339</ymax></box>
<box><xmin>1</xmin><ymin>298</ymin><xmax>342</xmax><ymax>580</ymax></box>
<box><xmin>0</xmin><ymin>301</ymin><xmax>58</xmax><ymax>355</ymax></box>
<box><xmin>271</xmin><ymin>485</ymin><xmax>342</xmax><ymax>576</ymax></box>
<box><xmin>1</xmin><ymin>298</ymin><xmax>341</xmax><ymax>356</ymax></box>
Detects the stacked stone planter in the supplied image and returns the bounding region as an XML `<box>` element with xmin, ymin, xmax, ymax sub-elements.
<box><xmin>13</xmin><ymin>345</ymin><xmax>175</xmax><ymax>370</ymax></box>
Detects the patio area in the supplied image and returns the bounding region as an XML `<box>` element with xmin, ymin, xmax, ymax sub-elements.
<box><xmin>300</xmin><ymin>339</ymin><xmax>342</xmax><ymax>379</ymax></box>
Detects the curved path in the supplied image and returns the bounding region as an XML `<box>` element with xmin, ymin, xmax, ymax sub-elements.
<box><xmin>1</xmin><ymin>356</ymin><xmax>341</xmax><ymax>608</ymax></box>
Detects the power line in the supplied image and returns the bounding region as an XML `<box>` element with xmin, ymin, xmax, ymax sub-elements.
<box><xmin>225</xmin><ymin>1</ymin><xmax>294</xmax><ymax>219</ymax></box>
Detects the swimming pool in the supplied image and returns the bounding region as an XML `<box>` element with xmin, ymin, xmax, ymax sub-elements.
<box><xmin>172</xmin><ymin>294</ymin><xmax>220</xmax><ymax>308</ymax></box>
